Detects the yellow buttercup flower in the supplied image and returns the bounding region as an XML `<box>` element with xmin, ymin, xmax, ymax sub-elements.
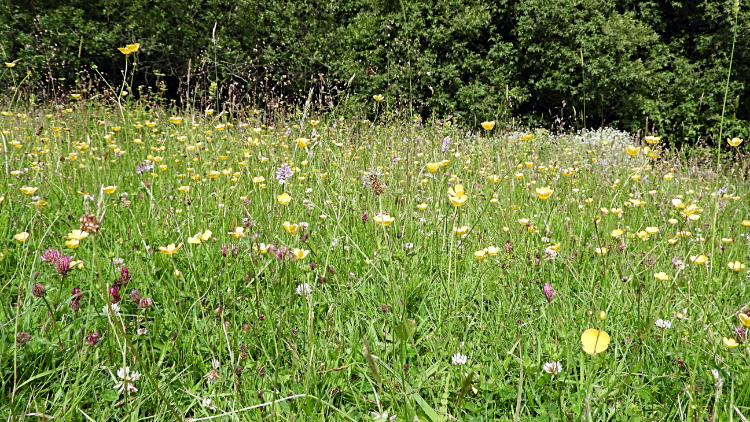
<box><xmin>535</xmin><ymin>187</ymin><xmax>553</xmax><ymax>199</ymax></box>
<box><xmin>188</xmin><ymin>234</ymin><xmax>202</xmax><ymax>244</ymax></box>
<box><xmin>169</xmin><ymin>117</ymin><xmax>183</xmax><ymax>124</ymax></box>
<box><xmin>103</xmin><ymin>186</ymin><xmax>117</xmax><ymax>194</ymax></box>
<box><xmin>474</xmin><ymin>250</ymin><xmax>486</xmax><ymax>259</ymax></box>
<box><xmin>453</xmin><ymin>226</ymin><xmax>469</xmax><ymax>236</ymax></box>
<box><xmin>65</xmin><ymin>239</ymin><xmax>79</xmax><ymax>248</ymax></box>
<box><xmin>723</xmin><ymin>337</ymin><xmax>739</xmax><ymax>348</ymax></box>
<box><xmin>739</xmin><ymin>313</ymin><xmax>750</xmax><ymax>327</ymax></box>
<box><xmin>14</xmin><ymin>232</ymin><xmax>29</xmax><ymax>242</ymax></box>
<box><xmin>743</xmin><ymin>220</ymin><xmax>750</xmax><ymax>227</ymax></box>
<box><xmin>448</xmin><ymin>184</ymin><xmax>464</xmax><ymax>197</ymax></box>
<box><xmin>654</xmin><ymin>272</ymin><xmax>669</xmax><ymax>281</ymax></box>
<box><xmin>644</xmin><ymin>136</ymin><xmax>661</xmax><ymax>144</ymax></box>
<box><xmin>450</xmin><ymin>194</ymin><xmax>468</xmax><ymax>207</ymax></box>
<box><xmin>581</xmin><ymin>329</ymin><xmax>610</xmax><ymax>355</ymax></box>
<box><xmin>611</xmin><ymin>229</ymin><xmax>624</xmax><ymax>238</ymax></box>
<box><xmin>417</xmin><ymin>203</ymin><xmax>428</xmax><ymax>211</ymax></box>
<box><xmin>178</xmin><ymin>186</ymin><xmax>190</xmax><ymax>193</ymax></box>
<box><xmin>373</xmin><ymin>94</ymin><xmax>384</xmax><ymax>102</ymax></box>
<box><xmin>200</xmin><ymin>230</ymin><xmax>213</xmax><ymax>241</ymax></box>
<box><xmin>689</xmin><ymin>255</ymin><xmax>708</xmax><ymax>265</ymax></box>
<box><xmin>626</xmin><ymin>146</ymin><xmax>640</xmax><ymax>156</ymax></box>
<box><xmin>21</xmin><ymin>186</ymin><xmax>38</xmax><ymax>195</ymax></box>
<box><xmin>645</xmin><ymin>227</ymin><xmax>659</xmax><ymax>234</ymax></box>
<box><xmin>728</xmin><ymin>261</ymin><xmax>745</xmax><ymax>271</ymax></box>
<box><xmin>426</xmin><ymin>162</ymin><xmax>439</xmax><ymax>173</ymax></box>
<box><xmin>728</xmin><ymin>137</ymin><xmax>743</xmax><ymax>147</ymax></box>
<box><xmin>283</xmin><ymin>222</ymin><xmax>299</xmax><ymax>233</ymax></box>
<box><xmin>277</xmin><ymin>193</ymin><xmax>291</xmax><ymax>205</ymax></box>
<box><xmin>66</xmin><ymin>230</ymin><xmax>89</xmax><ymax>241</ymax></box>
<box><xmin>230</xmin><ymin>227</ymin><xmax>247</xmax><ymax>238</ymax></box>
<box><xmin>481</xmin><ymin>121</ymin><xmax>495</xmax><ymax>131</ymax></box>
<box><xmin>486</xmin><ymin>246</ymin><xmax>500</xmax><ymax>255</ymax></box>
<box><xmin>159</xmin><ymin>243</ymin><xmax>181</xmax><ymax>256</ymax></box>
<box><xmin>373</xmin><ymin>214</ymin><xmax>395</xmax><ymax>226</ymax></box>
<box><xmin>549</xmin><ymin>243</ymin><xmax>561</xmax><ymax>252</ymax></box>
<box><xmin>594</xmin><ymin>247</ymin><xmax>608</xmax><ymax>255</ymax></box>
<box><xmin>296</xmin><ymin>138</ymin><xmax>310</xmax><ymax>148</ymax></box>
<box><xmin>292</xmin><ymin>248</ymin><xmax>310</xmax><ymax>260</ymax></box>
<box><xmin>252</xmin><ymin>176</ymin><xmax>265</xmax><ymax>183</ymax></box>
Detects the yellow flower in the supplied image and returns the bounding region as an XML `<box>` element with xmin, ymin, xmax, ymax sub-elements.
<box><xmin>292</xmin><ymin>248</ymin><xmax>310</xmax><ymax>260</ymax></box>
<box><xmin>205</xmin><ymin>109</ymin><xmax>214</xmax><ymax>115</ymax></box>
<box><xmin>723</xmin><ymin>337</ymin><xmax>739</xmax><ymax>348</ymax></box>
<box><xmin>252</xmin><ymin>176</ymin><xmax>265</xmax><ymax>183</ymax></box>
<box><xmin>520</xmin><ymin>134</ymin><xmax>533</xmax><ymax>141</ymax></box>
<box><xmin>188</xmin><ymin>234</ymin><xmax>202</xmax><ymax>244</ymax></box>
<box><xmin>721</xmin><ymin>238</ymin><xmax>734</xmax><ymax>244</ymax></box>
<box><xmin>296</xmin><ymin>138</ymin><xmax>310</xmax><ymax>148</ymax></box>
<box><xmin>277</xmin><ymin>193</ymin><xmax>291</xmax><ymax>205</ymax></box>
<box><xmin>728</xmin><ymin>137</ymin><xmax>743</xmax><ymax>147</ymax></box>
<box><xmin>742</xmin><ymin>220</ymin><xmax>750</xmax><ymax>227</ymax></box>
<box><xmin>14</xmin><ymin>232</ymin><xmax>29</xmax><ymax>242</ymax></box>
<box><xmin>626</xmin><ymin>146</ymin><xmax>640</xmax><ymax>156</ymax></box>
<box><xmin>474</xmin><ymin>250</ymin><xmax>486</xmax><ymax>259</ymax></box>
<box><xmin>309</xmin><ymin>120</ymin><xmax>320</xmax><ymax>126</ymax></box>
<box><xmin>481</xmin><ymin>121</ymin><xmax>495</xmax><ymax>131</ymax></box>
<box><xmin>450</xmin><ymin>195</ymin><xmax>468</xmax><ymax>207</ymax></box>
<box><xmin>453</xmin><ymin>226</ymin><xmax>469</xmax><ymax>236</ymax></box>
<box><xmin>283</xmin><ymin>221</ymin><xmax>299</xmax><ymax>233</ymax></box>
<box><xmin>208</xmin><ymin>170</ymin><xmax>220</xmax><ymax>179</ymax></box>
<box><xmin>611</xmin><ymin>229</ymin><xmax>624</xmax><ymax>238</ymax></box>
<box><xmin>200</xmin><ymin>230</ymin><xmax>213</xmax><ymax>241</ymax></box>
<box><xmin>663</xmin><ymin>173</ymin><xmax>674</xmax><ymax>181</ymax></box>
<box><xmin>373</xmin><ymin>214</ymin><xmax>395</xmax><ymax>226</ymax></box>
<box><xmin>118</xmin><ymin>47</ymin><xmax>131</xmax><ymax>55</ymax></box>
<box><xmin>21</xmin><ymin>186</ymin><xmax>38</xmax><ymax>195</ymax></box>
<box><xmin>103</xmin><ymin>186</ymin><xmax>117</xmax><ymax>194</ymax></box>
<box><xmin>689</xmin><ymin>255</ymin><xmax>708</xmax><ymax>265</ymax></box>
<box><xmin>373</xmin><ymin>95</ymin><xmax>384</xmax><ymax>102</ymax></box>
<box><xmin>486</xmin><ymin>246</ymin><xmax>500</xmax><ymax>255</ymax></box>
<box><xmin>645</xmin><ymin>227</ymin><xmax>659</xmax><ymax>234</ymax></box>
<box><xmin>417</xmin><ymin>203</ymin><xmax>428</xmax><ymax>211</ymax></box>
<box><xmin>5</xmin><ymin>62</ymin><xmax>16</xmax><ymax>68</ymax></box>
<box><xmin>426</xmin><ymin>162</ymin><xmax>440</xmax><ymax>173</ymax></box>
<box><xmin>636</xmin><ymin>231</ymin><xmax>649</xmax><ymax>240</ymax></box>
<box><xmin>66</xmin><ymin>230</ymin><xmax>89</xmax><ymax>241</ymax></box>
<box><xmin>728</xmin><ymin>261</ymin><xmax>745</xmax><ymax>271</ymax></box>
<box><xmin>448</xmin><ymin>184</ymin><xmax>464</xmax><ymax>197</ymax></box>
<box><xmin>230</xmin><ymin>227</ymin><xmax>247</xmax><ymax>238</ymax></box>
<box><xmin>169</xmin><ymin>117</ymin><xmax>183</xmax><ymax>125</ymax></box>
<box><xmin>65</xmin><ymin>239</ymin><xmax>79</xmax><ymax>248</ymax></box>
<box><xmin>644</xmin><ymin>136</ymin><xmax>660</xmax><ymax>144</ymax></box>
<box><xmin>581</xmin><ymin>328</ymin><xmax>610</xmax><ymax>355</ymax></box>
<box><xmin>654</xmin><ymin>272</ymin><xmax>669</xmax><ymax>281</ymax></box>
<box><xmin>535</xmin><ymin>187</ymin><xmax>553</xmax><ymax>199</ymax></box>
<box><xmin>598</xmin><ymin>311</ymin><xmax>607</xmax><ymax>321</ymax></box>
<box><xmin>487</xmin><ymin>175</ymin><xmax>501</xmax><ymax>183</ymax></box>
<box><xmin>159</xmin><ymin>243</ymin><xmax>181</xmax><ymax>256</ymax></box>
<box><xmin>594</xmin><ymin>247</ymin><xmax>608</xmax><ymax>255</ymax></box>
<box><xmin>549</xmin><ymin>243</ymin><xmax>561</xmax><ymax>251</ymax></box>
<box><xmin>254</xmin><ymin>243</ymin><xmax>270</xmax><ymax>253</ymax></box>
<box><xmin>739</xmin><ymin>313</ymin><xmax>750</xmax><ymax>327</ymax></box>
<box><xmin>178</xmin><ymin>186</ymin><xmax>190</xmax><ymax>193</ymax></box>
<box><xmin>126</xmin><ymin>43</ymin><xmax>140</xmax><ymax>53</ymax></box>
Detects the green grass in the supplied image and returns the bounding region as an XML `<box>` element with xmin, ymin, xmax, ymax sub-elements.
<box><xmin>1</xmin><ymin>100</ymin><xmax>750</xmax><ymax>421</ymax></box>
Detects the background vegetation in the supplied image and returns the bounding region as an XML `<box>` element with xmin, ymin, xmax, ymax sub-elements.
<box><xmin>1</xmin><ymin>0</ymin><xmax>749</xmax><ymax>139</ymax></box>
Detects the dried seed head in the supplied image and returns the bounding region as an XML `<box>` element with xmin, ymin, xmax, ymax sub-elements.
<box><xmin>32</xmin><ymin>283</ymin><xmax>46</xmax><ymax>298</ymax></box>
<box><xmin>79</xmin><ymin>213</ymin><xmax>99</xmax><ymax>233</ymax></box>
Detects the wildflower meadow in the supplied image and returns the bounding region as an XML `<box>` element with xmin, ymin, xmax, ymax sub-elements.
<box><xmin>2</xmin><ymin>44</ymin><xmax>750</xmax><ymax>421</ymax></box>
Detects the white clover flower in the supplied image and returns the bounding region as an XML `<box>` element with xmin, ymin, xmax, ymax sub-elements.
<box><xmin>451</xmin><ymin>353</ymin><xmax>468</xmax><ymax>365</ymax></box>
<box><xmin>655</xmin><ymin>319</ymin><xmax>671</xmax><ymax>329</ymax></box>
<box><xmin>113</xmin><ymin>366</ymin><xmax>141</xmax><ymax>394</ymax></box>
<box><xmin>296</xmin><ymin>283</ymin><xmax>312</xmax><ymax>298</ymax></box>
<box><xmin>543</xmin><ymin>361</ymin><xmax>563</xmax><ymax>375</ymax></box>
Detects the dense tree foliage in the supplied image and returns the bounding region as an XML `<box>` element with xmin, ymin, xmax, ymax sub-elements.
<box><xmin>2</xmin><ymin>0</ymin><xmax>747</xmax><ymax>141</ymax></box>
